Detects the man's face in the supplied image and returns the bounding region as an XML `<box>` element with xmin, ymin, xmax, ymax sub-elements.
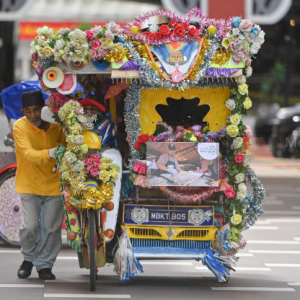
<box><xmin>21</xmin><ymin>105</ymin><xmax>43</xmax><ymax>127</ymax></box>
<box><xmin>168</xmin><ymin>149</ymin><xmax>176</xmax><ymax>155</ymax></box>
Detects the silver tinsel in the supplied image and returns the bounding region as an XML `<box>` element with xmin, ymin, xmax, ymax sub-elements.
<box><xmin>243</xmin><ymin>166</ymin><xmax>266</xmax><ymax>230</ymax></box>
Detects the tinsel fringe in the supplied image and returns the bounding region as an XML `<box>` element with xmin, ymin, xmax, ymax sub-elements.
<box><xmin>113</xmin><ymin>231</ymin><xmax>144</xmax><ymax>281</ymax></box>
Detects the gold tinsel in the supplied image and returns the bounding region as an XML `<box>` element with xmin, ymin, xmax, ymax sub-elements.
<box><xmin>186</xmin><ymin>36</ymin><xmax>210</xmax><ymax>81</ymax></box>
<box><xmin>212</xmin><ymin>49</ymin><xmax>232</xmax><ymax>66</ymax></box>
<box><xmin>79</xmin><ymin>184</ymin><xmax>114</xmax><ymax>210</ymax></box>
<box><xmin>104</xmin><ymin>49</ymin><xmax>129</xmax><ymax>63</ymax></box>
<box><xmin>134</xmin><ymin>41</ymin><xmax>164</xmax><ymax>79</ymax></box>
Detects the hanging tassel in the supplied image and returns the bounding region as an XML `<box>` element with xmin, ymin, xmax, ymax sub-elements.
<box><xmin>113</xmin><ymin>230</ymin><xmax>144</xmax><ymax>281</ymax></box>
<box><xmin>203</xmin><ymin>249</ymin><xmax>236</xmax><ymax>282</ymax></box>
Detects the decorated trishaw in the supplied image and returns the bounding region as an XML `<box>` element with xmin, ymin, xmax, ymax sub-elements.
<box><xmin>0</xmin><ymin>7</ymin><xmax>266</xmax><ymax>292</ymax></box>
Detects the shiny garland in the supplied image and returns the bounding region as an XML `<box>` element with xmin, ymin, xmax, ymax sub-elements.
<box><xmin>105</xmin><ymin>49</ymin><xmax>129</xmax><ymax>63</ymax></box>
<box><xmin>212</xmin><ymin>49</ymin><xmax>232</xmax><ymax>66</ymax></box>
<box><xmin>243</xmin><ymin>166</ymin><xmax>265</xmax><ymax>230</ymax></box>
<box><xmin>80</xmin><ymin>184</ymin><xmax>114</xmax><ymax>210</ymax></box>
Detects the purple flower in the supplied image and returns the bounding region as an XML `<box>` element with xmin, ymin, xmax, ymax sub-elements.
<box><xmin>208</xmin><ymin>131</ymin><xmax>219</xmax><ymax>140</ymax></box>
<box><xmin>220</xmin><ymin>126</ymin><xmax>226</xmax><ymax>137</ymax></box>
<box><xmin>157</xmin><ymin>132</ymin><xmax>168</xmax><ymax>141</ymax></box>
<box><xmin>191</xmin><ymin>125</ymin><xmax>202</xmax><ymax>131</ymax></box>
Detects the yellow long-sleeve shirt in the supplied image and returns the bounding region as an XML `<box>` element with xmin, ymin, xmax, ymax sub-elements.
<box><xmin>13</xmin><ymin>116</ymin><xmax>65</xmax><ymax>196</ymax></box>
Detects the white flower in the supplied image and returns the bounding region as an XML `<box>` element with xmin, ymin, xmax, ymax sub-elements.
<box><xmin>57</xmin><ymin>28</ymin><xmax>71</xmax><ymax>35</ymax></box>
<box><xmin>71</xmin><ymin>161</ymin><xmax>84</xmax><ymax>172</ymax></box>
<box><xmin>68</xmin><ymin>29</ymin><xmax>86</xmax><ymax>41</ymax></box>
<box><xmin>235</xmin><ymin>75</ymin><xmax>246</xmax><ymax>84</ymax></box>
<box><xmin>244</xmin><ymin>31</ymin><xmax>256</xmax><ymax>43</ymax></box>
<box><xmin>37</xmin><ymin>26</ymin><xmax>53</xmax><ymax>36</ymax></box>
<box><xmin>91</xmin><ymin>25</ymin><xmax>102</xmax><ymax>36</ymax></box>
<box><xmin>105</xmin><ymin>21</ymin><xmax>121</xmax><ymax>37</ymax></box>
<box><xmin>231</xmin><ymin>137</ymin><xmax>243</xmax><ymax>149</ymax></box>
<box><xmin>70</xmin><ymin>135</ymin><xmax>84</xmax><ymax>145</ymax></box>
<box><xmin>64</xmin><ymin>151</ymin><xmax>77</xmax><ymax>163</ymax></box>
<box><xmin>250</xmin><ymin>42</ymin><xmax>261</xmax><ymax>55</ymax></box>
<box><xmin>235</xmin><ymin>173</ymin><xmax>245</xmax><ymax>183</ymax></box>
<box><xmin>226</xmin><ymin>99</ymin><xmax>236</xmax><ymax>110</ymax></box>
<box><xmin>237</xmin><ymin>191</ymin><xmax>247</xmax><ymax>200</ymax></box>
<box><xmin>238</xmin><ymin>183</ymin><xmax>247</xmax><ymax>192</ymax></box>
<box><xmin>54</xmin><ymin>39</ymin><xmax>65</xmax><ymax>51</ymax></box>
<box><xmin>245</xmin><ymin>66</ymin><xmax>253</xmax><ymax>77</ymax></box>
<box><xmin>149</xmin><ymin>24</ymin><xmax>159</xmax><ymax>33</ymax></box>
<box><xmin>255</xmin><ymin>31</ymin><xmax>265</xmax><ymax>45</ymax></box>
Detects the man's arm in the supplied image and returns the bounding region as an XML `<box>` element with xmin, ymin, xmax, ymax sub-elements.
<box><xmin>13</xmin><ymin>126</ymin><xmax>50</xmax><ymax>165</ymax></box>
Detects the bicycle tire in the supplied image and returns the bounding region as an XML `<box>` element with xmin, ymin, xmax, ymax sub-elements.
<box><xmin>87</xmin><ymin>209</ymin><xmax>97</xmax><ymax>291</ymax></box>
<box><xmin>0</xmin><ymin>168</ymin><xmax>21</xmax><ymax>247</ymax></box>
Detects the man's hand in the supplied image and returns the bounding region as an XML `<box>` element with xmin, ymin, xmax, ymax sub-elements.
<box><xmin>167</xmin><ymin>168</ymin><xmax>178</xmax><ymax>174</ymax></box>
<box><xmin>49</xmin><ymin>147</ymin><xmax>58</xmax><ymax>159</ymax></box>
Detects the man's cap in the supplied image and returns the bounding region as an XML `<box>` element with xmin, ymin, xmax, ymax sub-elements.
<box><xmin>79</xmin><ymin>98</ymin><xmax>106</xmax><ymax>112</ymax></box>
<box><xmin>168</xmin><ymin>143</ymin><xmax>176</xmax><ymax>150</ymax></box>
<box><xmin>21</xmin><ymin>90</ymin><xmax>44</xmax><ymax>108</ymax></box>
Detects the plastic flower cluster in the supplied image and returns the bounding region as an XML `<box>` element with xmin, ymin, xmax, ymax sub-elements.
<box><xmin>84</xmin><ymin>154</ymin><xmax>120</xmax><ymax>186</ymax></box>
<box><xmin>30</xmin><ymin>23</ymin><xmax>125</xmax><ymax>66</ymax></box>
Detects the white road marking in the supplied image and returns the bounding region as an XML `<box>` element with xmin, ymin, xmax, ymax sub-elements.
<box><xmin>0</xmin><ymin>284</ymin><xmax>44</xmax><ymax>288</ymax></box>
<box><xmin>263</xmin><ymin>211</ymin><xmax>300</xmax><ymax>215</ymax></box>
<box><xmin>266</xmin><ymin>218</ymin><xmax>300</xmax><ymax>223</ymax></box>
<box><xmin>142</xmin><ymin>261</ymin><xmax>193</xmax><ymax>265</ymax></box>
<box><xmin>265</xmin><ymin>263</ymin><xmax>300</xmax><ymax>268</ymax></box>
<box><xmin>249</xmin><ymin>226</ymin><xmax>279</xmax><ymax>230</ymax></box>
<box><xmin>288</xmin><ymin>283</ymin><xmax>300</xmax><ymax>286</ymax></box>
<box><xmin>292</xmin><ymin>206</ymin><xmax>300</xmax><ymax>210</ymax></box>
<box><xmin>236</xmin><ymin>253</ymin><xmax>254</xmax><ymax>257</ymax></box>
<box><xmin>57</xmin><ymin>257</ymin><xmax>78</xmax><ymax>260</ymax></box>
<box><xmin>211</xmin><ymin>287</ymin><xmax>295</xmax><ymax>292</ymax></box>
<box><xmin>255</xmin><ymin>220</ymin><xmax>271</xmax><ymax>225</ymax></box>
<box><xmin>247</xmin><ymin>240</ymin><xmax>299</xmax><ymax>245</ymax></box>
<box><xmin>196</xmin><ymin>266</ymin><xmax>271</xmax><ymax>271</ymax></box>
<box><xmin>249</xmin><ymin>250</ymin><xmax>300</xmax><ymax>254</ymax></box>
<box><xmin>62</xmin><ymin>235</ymin><xmax>67</xmax><ymax>238</ymax></box>
<box><xmin>263</xmin><ymin>200</ymin><xmax>284</xmax><ymax>205</ymax></box>
<box><xmin>294</xmin><ymin>237</ymin><xmax>300</xmax><ymax>241</ymax></box>
<box><xmin>44</xmin><ymin>294</ymin><xmax>131</xmax><ymax>299</ymax></box>
<box><xmin>0</xmin><ymin>250</ymin><xmax>20</xmax><ymax>253</ymax></box>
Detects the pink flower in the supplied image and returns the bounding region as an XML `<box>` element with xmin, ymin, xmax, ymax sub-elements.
<box><xmin>91</xmin><ymin>49</ymin><xmax>98</xmax><ymax>59</ymax></box>
<box><xmin>91</xmin><ymin>40</ymin><xmax>102</xmax><ymax>50</ymax></box>
<box><xmin>246</xmin><ymin>59</ymin><xmax>252</xmax><ymax>66</ymax></box>
<box><xmin>233</xmin><ymin>50</ymin><xmax>249</xmax><ymax>63</ymax></box>
<box><xmin>239</xmin><ymin>19</ymin><xmax>253</xmax><ymax>32</ymax></box>
<box><xmin>46</xmin><ymin>93</ymin><xmax>68</xmax><ymax>113</ymax></box>
<box><xmin>245</xmin><ymin>125</ymin><xmax>252</xmax><ymax>137</ymax></box>
<box><xmin>90</xmin><ymin>167</ymin><xmax>100</xmax><ymax>177</ymax></box>
<box><xmin>224</xmin><ymin>187</ymin><xmax>236</xmax><ymax>199</ymax></box>
<box><xmin>235</xmin><ymin>153</ymin><xmax>245</xmax><ymax>164</ymax></box>
<box><xmin>85</xmin><ymin>30</ymin><xmax>94</xmax><ymax>40</ymax></box>
<box><xmin>84</xmin><ymin>157</ymin><xmax>93</xmax><ymax>165</ymax></box>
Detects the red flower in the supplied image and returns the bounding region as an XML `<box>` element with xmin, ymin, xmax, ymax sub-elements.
<box><xmin>244</xmin><ymin>144</ymin><xmax>249</xmax><ymax>150</ymax></box>
<box><xmin>70</xmin><ymin>218</ymin><xmax>76</xmax><ymax>226</ymax></box>
<box><xmin>155</xmin><ymin>32</ymin><xmax>163</xmax><ymax>40</ymax></box>
<box><xmin>150</xmin><ymin>136</ymin><xmax>156</xmax><ymax>142</ymax></box>
<box><xmin>134</xmin><ymin>140</ymin><xmax>142</xmax><ymax>150</ymax></box>
<box><xmin>138</xmin><ymin>134</ymin><xmax>150</xmax><ymax>143</ymax></box>
<box><xmin>148</xmin><ymin>33</ymin><xmax>156</xmax><ymax>41</ymax></box>
<box><xmin>169</xmin><ymin>20</ymin><xmax>178</xmax><ymax>28</ymax></box>
<box><xmin>159</xmin><ymin>25</ymin><xmax>171</xmax><ymax>36</ymax></box>
<box><xmin>143</xmin><ymin>32</ymin><xmax>151</xmax><ymax>36</ymax></box>
<box><xmin>235</xmin><ymin>153</ymin><xmax>245</xmax><ymax>164</ymax></box>
<box><xmin>187</xmin><ymin>27</ymin><xmax>199</xmax><ymax>38</ymax></box>
<box><xmin>224</xmin><ymin>187</ymin><xmax>236</xmax><ymax>199</ymax></box>
<box><xmin>173</xmin><ymin>24</ymin><xmax>186</xmax><ymax>37</ymax></box>
<box><xmin>243</xmin><ymin>136</ymin><xmax>251</xmax><ymax>142</ymax></box>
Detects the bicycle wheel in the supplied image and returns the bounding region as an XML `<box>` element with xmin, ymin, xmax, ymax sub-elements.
<box><xmin>0</xmin><ymin>168</ymin><xmax>21</xmax><ymax>247</ymax></box>
<box><xmin>87</xmin><ymin>209</ymin><xmax>96</xmax><ymax>291</ymax></box>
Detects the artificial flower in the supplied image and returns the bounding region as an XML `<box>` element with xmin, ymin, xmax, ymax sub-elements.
<box><xmin>237</xmin><ymin>191</ymin><xmax>247</xmax><ymax>200</ymax></box>
<box><xmin>229</xmin><ymin>113</ymin><xmax>242</xmax><ymax>125</ymax></box>
<box><xmin>85</xmin><ymin>30</ymin><xmax>94</xmax><ymax>40</ymax></box>
<box><xmin>235</xmin><ymin>75</ymin><xmax>246</xmax><ymax>84</ymax></box>
<box><xmin>71</xmin><ymin>160</ymin><xmax>85</xmax><ymax>172</ymax></box>
<box><xmin>243</xmin><ymin>97</ymin><xmax>252</xmax><ymax>109</ymax></box>
<box><xmin>231</xmin><ymin>17</ymin><xmax>242</xmax><ymax>28</ymax></box>
<box><xmin>99</xmin><ymin>170</ymin><xmax>110</xmax><ymax>183</ymax></box>
<box><xmin>105</xmin><ymin>21</ymin><xmax>121</xmax><ymax>38</ymax></box>
<box><xmin>159</xmin><ymin>25</ymin><xmax>171</xmax><ymax>36</ymax></box>
<box><xmin>250</xmin><ymin>42</ymin><xmax>261</xmax><ymax>54</ymax></box>
<box><xmin>66</xmin><ymin>134</ymin><xmax>84</xmax><ymax>145</ymax></box>
<box><xmin>245</xmin><ymin>66</ymin><xmax>253</xmax><ymax>77</ymax></box>
<box><xmin>245</xmin><ymin>125</ymin><xmax>252</xmax><ymax>137</ymax></box>
<box><xmin>235</xmin><ymin>173</ymin><xmax>245</xmax><ymax>183</ymax></box>
<box><xmin>231</xmin><ymin>137</ymin><xmax>243</xmax><ymax>149</ymax></box>
<box><xmin>238</xmin><ymin>183</ymin><xmax>247</xmax><ymax>192</ymax></box>
<box><xmin>231</xmin><ymin>214</ymin><xmax>242</xmax><ymax>225</ymax></box>
<box><xmin>187</xmin><ymin>27</ymin><xmax>199</xmax><ymax>38</ymax></box>
<box><xmin>111</xmin><ymin>163</ymin><xmax>120</xmax><ymax>171</ymax></box>
<box><xmin>80</xmin><ymin>144</ymin><xmax>89</xmax><ymax>154</ymax></box>
<box><xmin>225</xmin><ymin>99</ymin><xmax>236</xmax><ymax>110</ymax></box>
<box><xmin>226</xmin><ymin>125</ymin><xmax>239</xmax><ymax>138</ymax></box>
<box><xmin>239</xmin><ymin>19</ymin><xmax>253</xmax><ymax>32</ymax></box>
<box><xmin>238</xmin><ymin>83</ymin><xmax>248</xmax><ymax>95</ymax></box>
<box><xmin>64</xmin><ymin>151</ymin><xmax>77</xmax><ymax>163</ymax></box>
<box><xmin>110</xmin><ymin>169</ymin><xmax>119</xmax><ymax>179</ymax></box>
<box><xmin>101</xmin><ymin>157</ymin><xmax>113</xmax><ymax>164</ymax></box>
<box><xmin>149</xmin><ymin>24</ymin><xmax>159</xmax><ymax>33</ymax></box>
<box><xmin>234</xmin><ymin>153</ymin><xmax>245</xmax><ymax>164</ymax></box>
<box><xmin>100</xmin><ymin>38</ymin><xmax>113</xmax><ymax>49</ymax></box>
<box><xmin>173</xmin><ymin>24</ymin><xmax>185</xmax><ymax>37</ymax></box>
<box><xmin>224</xmin><ymin>187</ymin><xmax>236</xmax><ymax>199</ymax></box>
<box><xmin>37</xmin><ymin>26</ymin><xmax>53</xmax><ymax>36</ymax></box>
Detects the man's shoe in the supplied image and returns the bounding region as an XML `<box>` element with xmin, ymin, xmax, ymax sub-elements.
<box><xmin>38</xmin><ymin>268</ymin><xmax>56</xmax><ymax>280</ymax></box>
<box><xmin>17</xmin><ymin>260</ymin><xmax>33</xmax><ymax>279</ymax></box>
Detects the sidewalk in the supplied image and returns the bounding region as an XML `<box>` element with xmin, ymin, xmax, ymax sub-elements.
<box><xmin>247</xmin><ymin>138</ymin><xmax>300</xmax><ymax>179</ymax></box>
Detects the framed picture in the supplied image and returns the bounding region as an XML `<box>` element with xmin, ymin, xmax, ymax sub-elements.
<box><xmin>146</xmin><ymin>142</ymin><xmax>219</xmax><ymax>187</ymax></box>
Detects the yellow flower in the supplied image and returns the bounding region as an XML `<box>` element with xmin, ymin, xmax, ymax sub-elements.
<box><xmin>189</xmin><ymin>134</ymin><xmax>198</xmax><ymax>142</ymax></box>
<box><xmin>111</xmin><ymin>164</ymin><xmax>120</xmax><ymax>171</ymax></box>
<box><xmin>226</xmin><ymin>125</ymin><xmax>239</xmax><ymax>137</ymax></box>
<box><xmin>99</xmin><ymin>163</ymin><xmax>110</xmax><ymax>170</ymax></box>
<box><xmin>238</xmin><ymin>83</ymin><xmax>248</xmax><ymax>95</ymax></box>
<box><xmin>243</xmin><ymin>97</ymin><xmax>252</xmax><ymax>109</ymax></box>
<box><xmin>101</xmin><ymin>157</ymin><xmax>112</xmax><ymax>164</ymax></box>
<box><xmin>231</xmin><ymin>214</ymin><xmax>242</xmax><ymax>225</ymax></box>
<box><xmin>99</xmin><ymin>170</ymin><xmax>110</xmax><ymax>183</ymax></box>
<box><xmin>110</xmin><ymin>169</ymin><xmax>119</xmax><ymax>179</ymax></box>
<box><xmin>100</xmin><ymin>38</ymin><xmax>113</xmax><ymax>49</ymax></box>
<box><xmin>229</xmin><ymin>113</ymin><xmax>242</xmax><ymax>125</ymax></box>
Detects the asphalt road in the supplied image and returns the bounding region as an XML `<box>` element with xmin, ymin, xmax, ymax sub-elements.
<box><xmin>0</xmin><ymin>179</ymin><xmax>300</xmax><ymax>300</ymax></box>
